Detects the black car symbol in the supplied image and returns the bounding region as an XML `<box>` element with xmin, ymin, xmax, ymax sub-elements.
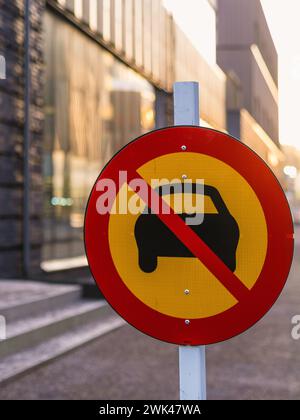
<box><xmin>135</xmin><ymin>184</ymin><xmax>240</xmax><ymax>274</ymax></box>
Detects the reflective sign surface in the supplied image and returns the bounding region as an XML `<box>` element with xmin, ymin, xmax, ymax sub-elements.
<box><xmin>85</xmin><ymin>127</ymin><xmax>294</xmax><ymax>345</ymax></box>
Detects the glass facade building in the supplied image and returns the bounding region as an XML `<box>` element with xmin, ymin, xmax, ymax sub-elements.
<box><xmin>43</xmin><ymin>11</ymin><xmax>155</xmax><ymax>264</ymax></box>
<box><xmin>41</xmin><ymin>0</ymin><xmax>227</xmax><ymax>270</ymax></box>
<box><xmin>0</xmin><ymin>0</ymin><xmax>229</xmax><ymax>277</ymax></box>
<box><xmin>217</xmin><ymin>0</ymin><xmax>284</xmax><ymax>182</ymax></box>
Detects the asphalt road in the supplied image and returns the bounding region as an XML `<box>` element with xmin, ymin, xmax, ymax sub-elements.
<box><xmin>0</xmin><ymin>228</ymin><xmax>299</xmax><ymax>400</ymax></box>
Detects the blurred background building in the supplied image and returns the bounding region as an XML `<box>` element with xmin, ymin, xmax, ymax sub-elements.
<box><xmin>217</xmin><ymin>0</ymin><xmax>284</xmax><ymax>181</ymax></box>
<box><xmin>0</xmin><ymin>0</ymin><xmax>286</xmax><ymax>280</ymax></box>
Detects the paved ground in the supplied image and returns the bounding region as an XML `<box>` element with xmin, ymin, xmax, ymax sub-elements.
<box><xmin>0</xmin><ymin>228</ymin><xmax>299</xmax><ymax>400</ymax></box>
<box><xmin>0</xmin><ymin>280</ymin><xmax>79</xmax><ymax>309</ymax></box>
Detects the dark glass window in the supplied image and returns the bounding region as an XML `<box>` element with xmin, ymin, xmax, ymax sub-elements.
<box><xmin>43</xmin><ymin>11</ymin><xmax>155</xmax><ymax>268</ymax></box>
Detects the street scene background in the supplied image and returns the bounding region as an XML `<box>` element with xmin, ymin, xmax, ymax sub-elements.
<box><xmin>0</xmin><ymin>0</ymin><xmax>300</xmax><ymax>400</ymax></box>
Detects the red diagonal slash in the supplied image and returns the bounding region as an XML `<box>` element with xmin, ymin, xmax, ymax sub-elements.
<box><xmin>127</xmin><ymin>169</ymin><xmax>250</xmax><ymax>302</ymax></box>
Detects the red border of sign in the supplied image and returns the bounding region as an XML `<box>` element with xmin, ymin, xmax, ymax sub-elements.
<box><xmin>84</xmin><ymin>127</ymin><xmax>294</xmax><ymax>346</ymax></box>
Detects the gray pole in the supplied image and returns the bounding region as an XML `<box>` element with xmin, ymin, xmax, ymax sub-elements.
<box><xmin>23</xmin><ymin>0</ymin><xmax>31</xmax><ymax>278</ymax></box>
<box><xmin>174</xmin><ymin>82</ymin><xmax>207</xmax><ymax>401</ymax></box>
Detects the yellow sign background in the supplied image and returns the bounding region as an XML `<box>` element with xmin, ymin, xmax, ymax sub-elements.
<box><xmin>109</xmin><ymin>153</ymin><xmax>268</xmax><ymax>319</ymax></box>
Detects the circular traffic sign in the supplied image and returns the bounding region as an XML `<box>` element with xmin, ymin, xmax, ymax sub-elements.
<box><xmin>84</xmin><ymin>126</ymin><xmax>294</xmax><ymax>345</ymax></box>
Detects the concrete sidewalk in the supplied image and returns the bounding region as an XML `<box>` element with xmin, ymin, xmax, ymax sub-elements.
<box><xmin>0</xmin><ymin>230</ymin><xmax>299</xmax><ymax>400</ymax></box>
<box><xmin>0</xmin><ymin>281</ymin><xmax>80</xmax><ymax>309</ymax></box>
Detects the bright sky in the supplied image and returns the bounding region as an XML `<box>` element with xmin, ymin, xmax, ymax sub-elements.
<box><xmin>262</xmin><ymin>0</ymin><xmax>300</xmax><ymax>148</ymax></box>
<box><xmin>164</xmin><ymin>0</ymin><xmax>217</xmax><ymax>65</ymax></box>
<box><xmin>164</xmin><ymin>0</ymin><xmax>300</xmax><ymax>148</ymax></box>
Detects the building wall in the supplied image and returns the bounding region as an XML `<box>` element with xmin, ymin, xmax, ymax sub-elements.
<box><xmin>42</xmin><ymin>10</ymin><xmax>157</xmax><ymax>265</ymax></box>
<box><xmin>42</xmin><ymin>0</ymin><xmax>225</xmax><ymax>271</ymax></box>
<box><xmin>0</xmin><ymin>0</ymin><xmax>45</xmax><ymax>277</ymax></box>
<box><xmin>51</xmin><ymin>0</ymin><xmax>174</xmax><ymax>92</ymax></box>
<box><xmin>217</xmin><ymin>0</ymin><xmax>278</xmax><ymax>85</ymax></box>
<box><xmin>0</xmin><ymin>0</ymin><xmax>227</xmax><ymax>277</ymax></box>
<box><xmin>226</xmin><ymin>109</ymin><xmax>284</xmax><ymax>183</ymax></box>
<box><xmin>250</xmin><ymin>45</ymin><xmax>279</xmax><ymax>144</ymax></box>
<box><xmin>50</xmin><ymin>0</ymin><xmax>226</xmax><ymax>129</ymax></box>
<box><xmin>217</xmin><ymin>0</ymin><xmax>279</xmax><ymax>145</ymax></box>
<box><xmin>218</xmin><ymin>47</ymin><xmax>279</xmax><ymax>144</ymax></box>
<box><xmin>240</xmin><ymin>109</ymin><xmax>284</xmax><ymax>182</ymax></box>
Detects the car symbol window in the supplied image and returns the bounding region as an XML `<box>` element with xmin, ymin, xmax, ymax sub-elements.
<box><xmin>135</xmin><ymin>184</ymin><xmax>240</xmax><ymax>274</ymax></box>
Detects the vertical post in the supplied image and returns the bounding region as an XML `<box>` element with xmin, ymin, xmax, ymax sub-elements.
<box><xmin>174</xmin><ymin>82</ymin><xmax>207</xmax><ymax>401</ymax></box>
<box><xmin>23</xmin><ymin>0</ymin><xmax>31</xmax><ymax>278</ymax></box>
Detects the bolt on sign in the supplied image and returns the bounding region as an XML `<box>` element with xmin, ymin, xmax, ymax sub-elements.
<box><xmin>84</xmin><ymin>127</ymin><xmax>294</xmax><ymax>346</ymax></box>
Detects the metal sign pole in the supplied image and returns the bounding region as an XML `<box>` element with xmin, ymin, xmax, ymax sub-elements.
<box><xmin>174</xmin><ymin>81</ymin><xmax>207</xmax><ymax>401</ymax></box>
